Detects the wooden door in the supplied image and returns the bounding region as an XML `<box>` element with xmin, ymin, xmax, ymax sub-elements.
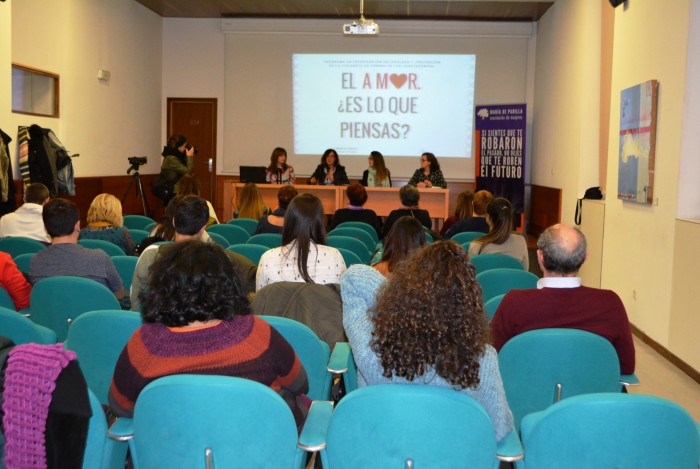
<box><xmin>167</xmin><ymin>98</ymin><xmax>217</xmax><ymax>204</ymax></box>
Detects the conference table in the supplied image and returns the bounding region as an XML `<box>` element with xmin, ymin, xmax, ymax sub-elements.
<box><xmin>222</xmin><ymin>182</ymin><xmax>449</xmax><ymax>227</ymax></box>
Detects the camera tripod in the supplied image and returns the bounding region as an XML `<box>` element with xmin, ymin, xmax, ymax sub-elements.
<box><xmin>122</xmin><ymin>169</ymin><xmax>152</xmax><ymax>218</ymax></box>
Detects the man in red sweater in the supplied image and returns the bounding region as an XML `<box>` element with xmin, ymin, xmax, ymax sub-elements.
<box><xmin>490</xmin><ymin>223</ymin><xmax>635</xmax><ymax>374</ymax></box>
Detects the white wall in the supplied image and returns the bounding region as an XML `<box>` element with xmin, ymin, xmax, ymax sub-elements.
<box><xmin>10</xmin><ymin>0</ymin><xmax>163</xmax><ymax>177</ymax></box>
<box><xmin>0</xmin><ymin>2</ymin><xmax>12</xmax><ymax>134</ymax></box>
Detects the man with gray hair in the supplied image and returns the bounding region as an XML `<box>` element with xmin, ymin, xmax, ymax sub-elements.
<box><xmin>490</xmin><ymin>223</ymin><xmax>635</xmax><ymax>374</ymax></box>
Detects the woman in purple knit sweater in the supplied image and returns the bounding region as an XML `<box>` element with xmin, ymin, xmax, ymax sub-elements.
<box><xmin>108</xmin><ymin>240</ymin><xmax>309</xmax><ymax>427</ymax></box>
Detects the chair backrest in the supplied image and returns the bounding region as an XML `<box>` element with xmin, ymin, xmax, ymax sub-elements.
<box><xmin>451</xmin><ymin>231</ymin><xmax>484</xmax><ymax>245</ymax></box>
<box><xmin>206</xmin><ymin>231</ymin><xmax>229</xmax><ymax>248</ymax></box>
<box><xmin>336</xmin><ymin>247</ymin><xmax>365</xmax><ymax>267</ymax></box>
<box><xmin>519</xmin><ymin>393</ymin><xmax>700</xmax><ymax>469</ymax></box>
<box><xmin>13</xmin><ymin>252</ymin><xmax>35</xmax><ymax>274</ymax></box>
<box><xmin>130</xmin><ymin>375</ymin><xmax>304</xmax><ymax>469</ymax></box>
<box><xmin>127</xmin><ymin>229</ymin><xmax>149</xmax><ymax>245</ymax></box>
<box><xmin>258</xmin><ymin>315</ymin><xmax>332</xmax><ymax>400</ymax></box>
<box><xmin>227</xmin><ymin>218</ymin><xmax>259</xmax><ymax>236</ymax></box>
<box><xmin>0</xmin><ymin>236</ymin><xmax>46</xmax><ymax>258</ymax></box>
<box><xmin>423</xmin><ymin>228</ymin><xmax>434</xmax><ymax>244</ymax></box>
<box><xmin>0</xmin><ymin>286</ymin><xmax>16</xmax><ymax>310</ymax></box>
<box><xmin>499</xmin><ymin>328</ymin><xmax>622</xmax><ymax>430</ymax></box>
<box><xmin>470</xmin><ymin>253</ymin><xmax>525</xmax><ymax>274</ymax></box>
<box><xmin>122</xmin><ymin>215</ymin><xmax>155</xmax><ymax>231</ymax></box>
<box><xmin>83</xmin><ymin>388</ymin><xmax>129</xmax><ymax>469</ymax></box>
<box><xmin>321</xmin><ymin>384</ymin><xmax>498</xmax><ymax>469</ymax></box>
<box><xmin>335</xmin><ymin>221</ymin><xmax>379</xmax><ymax>244</ymax></box>
<box><xmin>227</xmin><ymin>243</ymin><xmax>268</xmax><ymax>265</ymax></box>
<box><xmin>143</xmin><ymin>222</ymin><xmax>157</xmax><ymax>233</ymax></box>
<box><xmin>247</xmin><ymin>233</ymin><xmax>283</xmax><ymax>248</ymax></box>
<box><xmin>78</xmin><ymin>239</ymin><xmax>126</xmax><ymax>256</ymax></box>
<box><xmin>0</xmin><ymin>306</ymin><xmax>56</xmax><ymax>344</ymax></box>
<box><xmin>29</xmin><ymin>276</ymin><xmax>122</xmax><ymax>341</ymax></box>
<box><xmin>207</xmin><ymin>223</ymin><xmax>250</xmax><ymax>246</ymax></box>
<box><xmin>65</xmin><ymin>310</ymin><xmax>142</xmax><ymax>405</ymax></box>
<box><xmin>111</xmin><ymin>256</ymin><xmax>138</xmax><ymax>291</ymax></box>
<box><xmin>329</xmin><ymin>226</ymin><xmax>376</xmax><ymax>253</ymax></box>
<box><xmin>325</xmin><ymin>236</ymin><xmax>370</xmax><ymax>264</ymax></box>
<box><xmin>476</xmin><ymin>268</ymin><xmax>538</xmax><ymax>302</ymax></box>
<box><xmin>484</xmin><ymin>293</ymin><xmax>506</xmax><ymax>320</ymax></box>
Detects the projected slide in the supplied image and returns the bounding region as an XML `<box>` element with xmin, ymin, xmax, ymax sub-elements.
<box><xmin>293</xmin><ymin>54</ymin><xmax>476</xmax><ymax>158</ymax></box>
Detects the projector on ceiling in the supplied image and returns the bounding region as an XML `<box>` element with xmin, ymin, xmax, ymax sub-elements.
<box><xmin>343</xmin><ymin>20</ymin><xmax>379</xmax><ymax>36</ymax></box>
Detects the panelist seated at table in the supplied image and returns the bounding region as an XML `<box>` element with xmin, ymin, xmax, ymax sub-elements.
<box><xmin>407</xmin><ymin>152</ymin><xmax>447</xmax><ymax>189</ymax></box>
<box><xmin>265</xmin><ymin>147</ymin><xmax>295</xmax><ymax>185</ymax></box>
<box><xmin>381</xmin><ymin>185</ymin><xmax>432</xmax><ymax>240</ymax></box>
<box><xmin>308</xmin><ymin>148</ymin><xmax>349</xmax><ymax>186</ymax></box>
<box><xmin>360</xmin><ymin>151</ymin><xmax>392</xmax><ymax>188</ymax></box>
<box><xmin>329</xmin><ymin>183</ymin><xmax>382</xmax><ymax>237</ymax></box>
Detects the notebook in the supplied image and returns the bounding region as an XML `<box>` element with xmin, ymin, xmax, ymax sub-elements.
<box><xmin>239</xmin><ymin>166</ymin><xmax>267</xmax><ymax>184</ymax></box>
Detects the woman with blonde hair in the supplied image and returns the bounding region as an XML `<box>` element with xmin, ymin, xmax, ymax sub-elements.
<box><xmin>235</xmin><ymin>182</ymin><xmax>270</xmax><ymax>220</ymax></box>
<box><xmin>79</xmin><ymin>193</ymin><xmax>136</xmax><ymax>255</ymax></box>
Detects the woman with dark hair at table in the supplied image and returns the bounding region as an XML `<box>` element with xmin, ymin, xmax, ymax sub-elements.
<box><xmin>256</xmin><ymin>193</ymin><xmax>345</xmax><ymax>290</ymax></box>
<box><xmin>381</xmin><ymin>184</ymin><xmax>432</xmax><ymax>240</ymax></box>
<box><xmin>308</xmin><ymin>149</ymin><xmax>349</xmax><ymax>186</ymax></box>
<box><xmin>328</xmin><ymin>183</ymin><xmax>382</xmax><ymax>237</ymax></box>
<box><xmin>109</xmin><ymin>240</ymin><xmax>310</xmax><ymax>427</ymax></box>
<box><xmin>407</xmin><ymin>152</ymin><xmax>447</xmax><ymax>189</ymax></box>
<box><xmin>266</xmin><ymin>147</ymin><xmax>295</xmax><ymax>185</ymax></box>
<box><xmin>361</xmin><ymin>151</ymin><xmax>391</xmax><ymax>188</ymax></box>
<box><xmin>254</xmin><ymin>185</ymin><xmax>298</xmax><ymax>235</ymax></box>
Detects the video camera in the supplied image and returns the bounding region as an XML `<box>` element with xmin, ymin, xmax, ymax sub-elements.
<box><xmin>127</xmin><ymin>156</ymin><xmax>148</xmax><ymax>174</ymax></box>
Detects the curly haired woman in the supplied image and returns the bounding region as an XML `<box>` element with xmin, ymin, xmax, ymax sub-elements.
<box><xmin>341</xmin><ymin>241</ymin><xmax>513</xmax><ymax>441</ymax></box>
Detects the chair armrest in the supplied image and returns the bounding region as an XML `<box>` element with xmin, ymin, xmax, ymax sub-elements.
<box><xmin>298</xmin><ymin>401</ymin><xmax>333</xmax><ymax>452</ymax></box>
<box><xmin>496</xmin><ymin>429</ymin><xmax>524</xmax><ymax>462</ymax></box>
<box><xmin>328</xmin><ymin>342</ymin><xmax>351</xmax><ymax>373</ymax></box>
<box><xmin>620</xmin><ymin>373</ymin><xmax>640</xmax><ymax>386</ymax></box>
<box><xmin>107</xmin><ymin>417</ymin><xmax>134</xmax><ymax>441</ymax></box>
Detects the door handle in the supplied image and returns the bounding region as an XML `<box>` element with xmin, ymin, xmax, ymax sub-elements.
<box><xmin>208</xmin><ymin>158</ymin><xmax>213</xmax><ymax>173</ymax></box>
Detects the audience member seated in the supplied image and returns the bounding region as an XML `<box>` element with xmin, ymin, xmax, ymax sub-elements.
<box><xmin>468</xmin><ymin>197</ymin><xmax>528</xmax><ymax>270</ymax></box>
<box><xmin>328</xmin><ymin>183</ymin><xmax>382</xmax><ymax>237</ymax></box>
<box><xmin>491</xmin><ymin>224</ymin><xmax>635</xmax><ymax>374</ymax></box>
<box><xmin>109</xmin><ymin>241</ymin><xmax>309</xmax><ymax>428</ymax></box>
<box><xmin>341</xmin><ymin>241</ymin><xmax>514</xmax><ymax>441</ymax></box>
<box><xmin>381</xmin><ymin>185</ymin><xmax>432</xmax><ymax>240</ymax></box>
<box><xmin>177</xmin><ymin>174</ymin><xmax>219</xmax><ymax>226</ymax></box>
<box><xmin>308</xmin><ymin>149</ymin><xmax>349</xmax><ymax>186</ymax></box>
<box><xmin>79</xmin><ymin>193</ymin><xmax>136</xmax><ymax>255</ymax></box>
<box><xmin>29</xmin><ymin>198</ymin><xmax>125</xmax><ymax>300</ymax></box>
<box><xmin>446</xmin><ymin>190</ymin><xmax>492</xmax><ymax>238</ymax></box>
<box><xmin>131</xmin><ymin>196</ymin><xmax>256</xmax><ymax>311</ymax></box>
<box><xmin>372</xmin><ymin>216</ymin><xmax>426</xmax><ymax>278</ymax></box>
<box><xmin>234</xmin><ymin>182</ymin><xmax>270</xmax><ymax>220</ymax></box>
<box><xmin>360</xmin><ymin>151</ymin><xmax>391</xmax><ymax>187</ymax></box>
<box><xmin>254</xmin><ymin>185</ymin><xmax>298</xmax><ymax>235</ymax></box>
<box><xmin>0</xmin><ymin>183</ymin><xmax>51</xmax><ymax>244</ymax></box>
<box><xmin>256</xmin><ymin>193</ymin><xmax>346</xmax><ymax>291</ymax></box>
<box><xmin>440</xmin><ymin>190</ymin><xmax>473</xmax><ymax>236</ymax></box>
<box><xmin>0</xmin><ymin>251</ymin><xmax>32</xmax><ymax>310</ymax></box>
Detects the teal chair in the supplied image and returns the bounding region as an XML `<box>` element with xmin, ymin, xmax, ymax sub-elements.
<box><xmin>83</xmin><ymin>388</ymin><xmax>129</xmax><ymax>469</ymax></box>
<box><xmin>13</xmin><ymin>252</ymin><xmax>34</xmax><ymax>274</ymax></box>
<box><xmin>28</xmin><ymin>276</ymin><xmax>121</xmax><ymax>342</ymax></box>
<box><xmin>451</xmin><ymin>231</ymin><xmax>484</xmax><ymax>245</ymax></box>
<box><xmin>127</xmin><ymin>229</ymin><xmax>149</xmax><ymax>245</ymax></box>
<box><xmin>326</xmin><ymin>236</ymin><xmax>370</xmax><ymax>265</ymax></box>
<box><xmin>329</xmin><ymin>226</ymin><xmax>377</xmax><ymax>253</ymax></box>
<box><xmin>227</xmin><ymin>218</ymin><xmax>259</xmax><ymax>236</ymax></box>
<box><xmin>300</xmin><ymin>384</ymin><xmax>523</xmax><ymax>468</ymax></box>
<box><xmin>207</xmin><ymin>231</ymin><xmax>229</xmax><ymax>248</ymax></box>
<box><xmin>247</xmin><ymin>233</ymin><xmax>283</xmax><ymax>248</ymax></box>
<box><xmin>78</xmin><ymin>239</ymin><xmax>126</xmax><ymax>256</ymax></box>
<box><xmin>259</xmin><ymin>315</ymin><xmax>332</xmax><ymax>400</ymax></box>
<box><xmin>111</xmin><ymin>256</ymin><xmax>138</xmax><ymax>291</ymax></box>
<box><xmin>123</xmin><ymin>215</ymin><xmax>155</xmax><ymax>231</ymax></box>
<box><xmin>109</xmin><ymin>375</ymin><xmax>307</xmax><ymax>469</ymax></box>
<box><xmin>227</xmin><ymin>243</ymin><xmax>268</xmax><ymax>265</ymax></box>
<box><xmin>423</xmin><ymin>228</ymin><xmax>434</xmax><ymax>244</ymax></box>
<box><xmin>0</xmin><ymin>236</ymin><xmax>46</xmax><ymax>258</ymax></box>
<box><xmin>498</xmin><ymin>328</ymin><xmax>624</xmax><ymax>431</ymax></box>
<box><xmin>470</xmin><ymin>253</ymin><xmax>525</xmax><ymax>274</ymax></box>
<box><xmin>0</xmin><ymin>286</ymin><xmax>17</xmax><ymax>310</ymax></box>
<box><xmin>143</xmin><ymin>222</ymin><xmax>157</xmax><ymax>233</ymax></box>
<box><xmin>65</xmin><ymin>310</ymin><xmax>142</xmax><ymax>405</ymax></box>
<box><xmin>484</xmin><ymin>293</ymin><xmax>506</xmax><ymax>320</ymax></box>
<box><xmin>517</xmin><ymin>393</ymin><xmax>700</xmax><ymax>469</ymax></box>
<box><xmin>476</xmin><ymin>268</ymin><xmax>538</xmax><ymax>302</ymax></box>
<box><xmin>327</xmin><ymin>342</ymin><xmax>358</xmax><ymax>395</ymax></box>
<box><xmin>0</xmin><ymin>306</ymin><xmax>56</xmax><ymax>344</ymax></box>
<box><xmin>207</xmin><ymin>224</ymin><xmax>250</xmax><ymax>246</ymax></box>
<box><xmin>336</xmin><ymin>247</ymin><xmax>365</xmax><ymax>267</ymax></box>
<box><xmin>335</xmin><ymin>221</ymin><xmax>379</xmax><ymax>245</ymax></box>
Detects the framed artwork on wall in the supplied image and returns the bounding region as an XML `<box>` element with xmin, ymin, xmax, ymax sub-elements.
<box><xmin>617</xmin><ymin>79</ymin><xmax>659</xmax><ymax>204</ymax></box>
